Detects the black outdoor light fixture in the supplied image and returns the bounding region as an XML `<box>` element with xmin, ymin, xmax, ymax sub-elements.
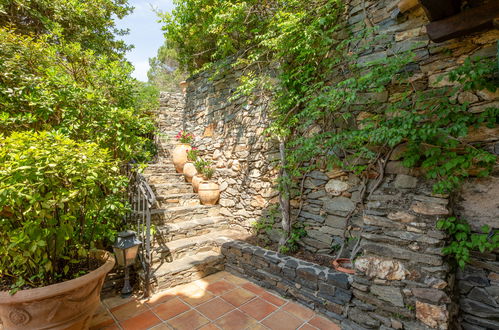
<box><xmin>113</xmin><ymin>230</ymin><xmax>142</xmax><ymax>298</ymax></box>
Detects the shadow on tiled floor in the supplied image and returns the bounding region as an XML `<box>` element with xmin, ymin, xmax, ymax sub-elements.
<box><xmin>92</xmin><ymin>271</ymin><xmax>341</xmax><ymax>330</ymax></box>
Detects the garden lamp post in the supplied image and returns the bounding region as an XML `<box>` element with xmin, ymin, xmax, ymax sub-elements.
<box><xmin>113</xmin><ymin>231</ymin><xmax>142</xmax><ymax>298</ymax></box>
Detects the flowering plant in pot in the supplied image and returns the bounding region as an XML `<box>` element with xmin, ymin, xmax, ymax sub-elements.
<box><xmin>172</xmin><ymin>130</ymin><xmax>194</xmax><ymax>173</ymax></box>
<box><xmin>0</xmin><ymin>131</ymin><xmax>124</xmax><ymax>329</ymax></box>
<box><xmin>197</xmin><ymin>165</ymin><xmax>220</xmax><ymax>205</ymax></box>
<box><xmin>183</xmin><ymin>148</ymin><xmax>199</xmax><ymax>183</ymax></box>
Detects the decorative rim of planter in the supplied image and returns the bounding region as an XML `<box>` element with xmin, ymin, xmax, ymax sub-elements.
<box><xmin>331</xmin><ymin>258</ymin><xmax>355</xmax><ymax>274</ymax></box>
<box><xmin>0</xmin><ymin>250</ymin><xmax>114</xmax><ymax>303</ymax></box>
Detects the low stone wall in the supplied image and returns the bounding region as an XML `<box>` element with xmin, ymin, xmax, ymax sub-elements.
<box><xmin>222</xmin><ymin>240</ymin><xmax>352</xmax><ymax>322</ymax></box>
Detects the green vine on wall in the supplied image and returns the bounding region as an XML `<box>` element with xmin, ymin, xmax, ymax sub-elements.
<box><xmin>437</xmin><ymin>217</ymin><xmax>499</xmax><ymax>268</ymax></box>
<box><xmin>161</xmin><ymin>0</ymin><xmax>499</xmax><ymax>251</ymax></box>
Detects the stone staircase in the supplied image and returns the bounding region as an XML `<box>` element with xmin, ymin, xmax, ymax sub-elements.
<box><xmin>142</xmin><ymin>93</ymin><xmax>249</xmax><ymax>292</ymax></box>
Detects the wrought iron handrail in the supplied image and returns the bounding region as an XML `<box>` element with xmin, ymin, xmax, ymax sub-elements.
<box><xmin>123</xmin><ymin>164</ymin><xmax>156</xmax><ymax>298</ymax></box>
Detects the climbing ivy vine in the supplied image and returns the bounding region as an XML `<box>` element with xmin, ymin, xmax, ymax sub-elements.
<box><xmin>161</xmin><ymin>0</ymin><xmax>499</xmax><ymax>251</ymax></box>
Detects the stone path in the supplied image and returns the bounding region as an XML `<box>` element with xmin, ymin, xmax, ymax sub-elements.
<box><xmin>92</xmin><ymin>271</ymin><xmax>340</xmax><ymax>330</ymax></box>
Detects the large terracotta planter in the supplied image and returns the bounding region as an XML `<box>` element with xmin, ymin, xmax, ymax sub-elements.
<box><xmin>183</xmin><ymin>162</ymin><xmax>197</xmax><ymax>183</ymax></box>
<box><xmin>172</xmin><ymin>143</ymin><xmax>191</xmax><ymax>173</ymax></box>
<box><xmin>192</xmin><ymin>174</ymin><xmax>203</xmax><ymax>193</ymax></box>
<box><xmin>0</xmin><ymin>250</ymin><xmax>115</xmax><ymax>330</ymax></box>
<box><xmin>198</xmin><ymin>181</ymin><xmax>220</xmax><ymax>205</ymax></box>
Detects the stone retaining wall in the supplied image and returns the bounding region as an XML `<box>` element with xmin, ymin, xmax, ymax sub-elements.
<box><xmin>457</xmin><ymin>255</ymin><xmax>499</xmax><ymax>329</ymax></box>
<box><xmin>174</xmin><ymin>0</ymin><xmax>499</xmax><ymax>328</ymax></box>
<box><xmin>184</xmin><ymin>70</ymin><xmax>277</xmax><ymax>231</ymax></box>
<box><xmin>351</xmin><ymin>177</ymin><xmax>454</xmax><ymax>329</ymax></box>
<box><xmin>222</xmin><ymin>240</ymin><xmax>352</xmax><ymax>322</ymax></box>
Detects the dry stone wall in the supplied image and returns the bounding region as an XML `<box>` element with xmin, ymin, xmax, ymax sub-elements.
<box><xmin>170</xmin><ymin>0</ymin><xmax>499</xmax><ymax>328</ymax></box>
<box><xmin>183</xmin><ymin>70</ymin><xmax>278</xmax><ymax>231</ymax></box>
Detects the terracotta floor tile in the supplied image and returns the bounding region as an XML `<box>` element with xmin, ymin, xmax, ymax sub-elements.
<box><xmin>194</xmin><ymin>271</ymin><xmax>228</xmax><ymax>286</ymax></box>
<box><xmin>248</xmin><ymin>324</ymin><xmax>270</xmax><ymax>330</ymax></box>
<box><xmin>168</xmin><ymin>310</ymin><xmax>210</xmax><ymax>330</ymax></box>
<box><xmin>196</xmin><ymin>297</ymin><xmax>235</xmax><ymax>320</ymax></box>
<box><xmin>111</xmin><ymin>299</ymin><xmax>149</xmax><ymax>321</ymax></box>
<box><xmin>103</xmin><ymin>295</ymin><xmax>137</xmax><ymax>310</ymax></box>
<box><xmin>242</xmin><ymin>282</ymin><xmax>267</xmax><ymax>296</ymax></box>
<box><xmin>308</xmin><ymin>316</ymin><xmax>340</xmax><ymax>330</ymax></box>
<box><xmin>262</xmin><ymin>310</ymin><xmax>304</xmax><ymax>330</ymax></box>
<box><xmin>282</xmin><ymin>302</ymin><xmax>315</xmax><ymax>321</ymax></box>
<box><xmin>198</xmin><ymin>323</ymin><xmax>221</xmax><ymax>330</ymax></box>
<box><xmin>299</xmin><ymin>324</ymin><xmax>318</xmax><ymax>330</ymax></box>
<box><xmin>152</xmin><ymin>297</ymin><xmax>191</xmax><ymax>321</ymax></box>
<box><xmin>205</xmin><ymin>280</ymin><xmax>236</xmax><ymax>295</ymax></box>
<box><xmin>223</xmin><ymin>273</ymin><xmax>250</xmax><ymax>286</ymax></box>
<box><xmin>221</xmin><ymin>287</ymin><xmax>256</xmax><ymax>307</ymax></box>
<box><xmin>215</xmin><ymin>310</ymin><xmax>258</xmax><ymax>329</ymax></box>
<box><xmin>149</xmin><ymin>323</ymin><xmax>172</xmax><ymax>329</ymax></box>
<box><xmin>120</xmin><ymin>310</ymin><xmax>162</xmax><ymax>330</ymax></box>
<box><xmin>260</xmin><ymin>291</ymin><xmax>286</xmax><ymax>307</ymax></box>
<box><xmin>147</xmin><ymin>290</ymin><xmax>177</xmax><ymax>306</ymax></box>
<box><xmin>180</xmin><ymin>290</ymin><xmax>215</xmax><ymax>307</ymax></box>
<box><xmin>102</xmin><ymin>295</ymin><xmax>139</xmax><ymax>309</ymax></box>
<box><xmin>240</xmin><ymin>297</ymin><xmax>277</xmax><ymax>321</ymax></box>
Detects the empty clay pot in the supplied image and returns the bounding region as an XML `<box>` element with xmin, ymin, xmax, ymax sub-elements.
<box><xmin>198</xmin><ymin>181</ymin><xmax>220</xmax><ymax>205</ymax></box>
<box><xmin>0</xmin><ymin>250</ymin><xmax>115</xmax><ymax>330</ymax></box>
<box><xmin>172</xmin><ymin>143</ymin><xmax>191</xmax><ymax>173</ymax></box>
<box><xmin>183</xmin><ymin>162</ymin><xmax>197</xmax><ymax>183</ymax></box>
<box><xmin>192</xmin><ymin>174</ymin><xmax>203</xmax><ymax>193</ymax></box>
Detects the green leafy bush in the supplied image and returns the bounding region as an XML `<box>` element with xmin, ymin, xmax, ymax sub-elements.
<box><xmin>0</xmin><ymin>131</ymin><xmax>127</xmax><ymax>291</ymax></box>
<box><xmin>0</xmin><ymin>27</ymin><xmax>156</xmax><ymax>161</ymax></box>
<box><xmin>0</xmin><ymin>0</ymin><xmax>132</xmax><ymax>56</ymax></box>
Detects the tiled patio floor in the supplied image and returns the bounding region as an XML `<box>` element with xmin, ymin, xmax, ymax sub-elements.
<box><xmin>92</xmin><ymin>271</ymin><xmax>341</xmax><ymax>330</ymax></box>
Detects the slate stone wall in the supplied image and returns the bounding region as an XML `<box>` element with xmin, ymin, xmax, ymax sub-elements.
<box><xmin>222</xmin><ymin>240</ymin><xmax>352</xmax><ymax>322</ymax></box>
<box><xmin>176</xmin><ymin>0</ymin><xmax>499</xmax><ymax>328</ymax></box>
<box><xmin>183</xmin><ymin>70</ymin><xmax>278</xmax><ymax>231</ymax></box>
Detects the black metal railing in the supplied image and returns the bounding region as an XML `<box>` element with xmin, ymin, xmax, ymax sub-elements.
<box><xmin>123</xmin><ymin>164</ymin><xmax>156</xmax><ymax>297</ymax></box>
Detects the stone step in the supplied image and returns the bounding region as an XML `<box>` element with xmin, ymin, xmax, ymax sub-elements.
<box><xmin>144</xmin><ymin>173</ymin><xmax>186</xmax><ymax>185</ymax></box>
<box><xmin>152</xmin><ymin>229</ymin><xmax>248</xmax><ymax>262</ymax></box>
<box><xmin>150</xmin><ymin>183</ymin><xmax>193</xmax><ymax>196</ymax></box>
<box><xmin>156</xmin><ymin>216</ymin><xmax>228</xmax><ymax>242</ymax></box>
<box><xmin>156</xmin><ymin>193</ymin><xmax>200</xmax><ymax>208</ymax></box>
<box><xmin>144</xmin><ymin>164</ymin><xmax>176</xmax><ymax>173</ymax></box>
<box><xmin>150</xmin><ymin>251</ymin><xmax>225</xmax><ymax>292</ymax></box>
<box><xmin>151</xmin><ymin>204</ymin><xmax>220</xmax><ymax>224</ymax></box>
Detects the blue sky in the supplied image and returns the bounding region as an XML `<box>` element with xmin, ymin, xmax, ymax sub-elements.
<box><xmin>116</xmin><ymin>0</ymin><xmax>176</xmax><ymax>81</ymax></box>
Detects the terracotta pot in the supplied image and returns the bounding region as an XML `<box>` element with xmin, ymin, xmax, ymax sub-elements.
<box><xmin>331</xmin><ymin>258</ymin><xmax>355</xmax><ymax>274</ymax></box>
<box><xmin>192</xmin><ymin>174</ymin><xmax>204</xmax><ymax>193</ymax></box>
<box><xmin>179</xmin><ymin>81</ymin><xmax>188</xmax><ymax>95</ymax></box>
<box><xmin>172</xmin><ymin>143</ymin><xmax>191</xmax><ymax>173</ymax></box>
<box><xmin>198</xmin><ymin>181</ymin><xmax>220</xmax><ymax>205</ymax></box>
<box><xmin>0</xmin><ymin>250</ymin><xmax>115</xmax><ymax>330</ymax></box>
<box><xmin>183</xmin><ymin>162</ymin><xmax>197</xmax><ymax>183</ymax></box>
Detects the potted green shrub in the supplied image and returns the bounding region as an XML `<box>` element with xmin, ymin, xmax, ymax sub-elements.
<box><xmin>192</xmin><ymin>159</ymin><xmax>210</xmax><ymax>193</ymax></box>
<box><xmin>183</xmin><ymin>147</ymin><xmax>199</xmax><ymax>183</ymax></box>
<box><xmin>0</xmin><ymin>131</ymin><xmax>127</xmax><ymax>329</ymax></box>
<box><xmin>198</xmin><ymin>165</ymin><xmax>220</xmax><ymax>205</ymax></box>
